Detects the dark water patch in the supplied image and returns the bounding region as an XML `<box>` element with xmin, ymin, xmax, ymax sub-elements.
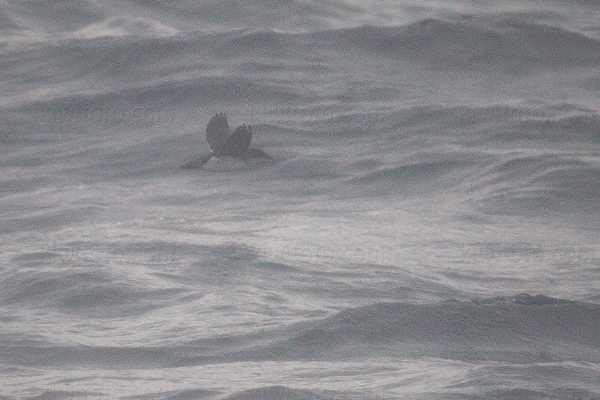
<box><xmin>502</xmin><ymin>114</ymin><xmax>600</xmax><ymax>143</ymax></box>
<box><xmin>473</xmin><ymin>154</ymin><xmax>579</xmax><ymax>188</ymax></box>
<box><xmin>353</xmin><ymin>160</ymin><xmax>468</xmax><ymax>183</ymax></box>
<box><xmin>0</xmin><ymin>266</ymin><xmax>183</xmax><ymax>316</ymax></box>
<box><xmin>0</xmin><ymin>155</ymin><xmax>44</xmax><ymax>169</ymax></box>
<box><xmin>484</xmin><ymin>293</ymin><xmax>570</xmax><ymax>306</ymax></box>
<box><xmin>1</xmin><ymin>270</ymin><xmax>110</xmax><ymax>305</ymax></box>
<box><xmin>474</xmin><ymin>155</ymin><xmax>600</xmax><ymax>215</ymax></box>
<box><xmin>0</xmin><ymin>176</ymin><xmax>48</xmax><ymax>194</ymax></box>
<box><xmin>275</xmin><ymin>158</ymin><xmax>345</xmax><ymax>181</ymax></box>
<box><xmin>186</xmin><ymin>243</ymin><xmax>267</xmax><ymax>285</ymax></box>
<box><xmin>20</xmin><ymin>75</ymin><xmax>301</xmax><ymax>123</ymax></box>
<box><xmin>238</xmin><ymin>60</ymin><xmax>332</xmax><ymax>74</ymax></box>
<box><xmin>57</xmin><ymin>285</ymin><xmax>184</xmax><ymax>313</ymax></box>
<box><xmin>1</xmin><ymin>32</ymin><xmax>213</xmax><ymax>89</ymax></box>
<box><xmin>347</xmin><ymin>158</ymin><xmax>476</xmax><ymax>197</ymax></box>
<box><xmin>2</xmin><ymin>0</ymin><xmax>104</xmax><ymax>33</ymax></box>
<box><xmin>0</xmin><ymin>344</ymin><xmax>177</xmax><ymax>369</ymax></box>
<box><xmin>1</xmin><ymin>206</ymin><xmax>100</xmax><ymax>234</ymax></box>
<box><xmin>346</xmin><ymin>19</ymin><xmax>502</xmax><ymax>69</ymax></box>
<box><xmin>170</xmin><ymin>295</ymin><xmax>600</xmax><ymax>366</ymax></box>
<box><xmin>108</xmin><ymin>240</ymin><xmax>213</xmax><ymax>258</ymax></box>
<box><xmin>252</xmin><ymin>261</ymin><xmax>299</xmax><ymax>274</ymax></box>
<box><xmin>401</xmin><ymin>105</ymin><xmax>549</xmax><ymax>130</ymax></box>
<box><xmin>0</xmin><ymin>112</ymin><xmax>60</xmax><ymax>146</ymax></box>
<box><xmin>251</xmin><ymin>295</ymin><xmax>600</xmax><ymax>363</ymax></box>
<box><xmin>307</xmin><ymin>18</ymin><xmax>600</xmax><ymax>70</ymax></box>
<box><xmin>496</xmin><ymin>18</ymin><xmax>600</xmax><ymax>64</ymax></box>
<box><xmin>20</xmin><ymin>390</ymin><xmax>100</xmax><ymax>400</ymax></box>
<box><xmin>9</xmin><ymin>251</ymin><xmax>63</xmax><ymax>267</ymax></box>
<box><xmin>223</xmin><ymin>386</ymin><xmax>338</xmax><ymax>400</ymax></box>
<box><xmin>479</xmin><ymin>188</ymin><xmax>600</xmax><ymax>216</ymax></box>
<box><xmin>470</xmin><ymin>388</ymin><xmax>546</xmax><ymax>400</ymax></box>
<box><xmin>530</xmin><ymin>164</ymin><xmax>600</xmax><ymax>198</ymax></box>
<box><xmin>123</xmin><ymin>388</ymin><xmax>217</xmax><ymax>400</ymax></box>
<box><xmin>0</xmin><ymin>6</ymin><xmax>24</xmax><ymax>36</ymax></box>
<box><xmin>307</xmin><ymin>111</ymin><xmax>404</xmax><ymax>138</ymax></box>
<box><xmin>471</xmin><ymin>387</ymin><xmax>600</xmax><ymax>400</ymax></box>
<box><xmin>219</xmin><ymin>30</ymin><xmax>302</xmax><ymax>59</ymax></box>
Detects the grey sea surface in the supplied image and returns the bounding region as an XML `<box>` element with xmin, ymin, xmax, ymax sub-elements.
<box><xmin>1</xmin><ymin>1</ymin><xmax>600</xmax><ymax>399</ymax></box>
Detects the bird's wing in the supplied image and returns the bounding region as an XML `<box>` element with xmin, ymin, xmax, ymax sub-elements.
<box><xmin>206</xmin><ymin>112</ymin><xmax>230</xmax><ymax>152</ymax></box>
<box><xmin>217</xmin><ymin>124</ymin><xmax>252</xmax><ymax>157</ymax></box>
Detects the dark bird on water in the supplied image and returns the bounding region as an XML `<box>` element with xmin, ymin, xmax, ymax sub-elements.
<box><xmin>186</xmin><ymin>112</ymin><xmax>272</xmax><ymax>170</ymax></box>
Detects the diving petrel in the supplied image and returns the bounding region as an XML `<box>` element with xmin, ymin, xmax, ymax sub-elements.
<box><xmin>187</xmin><ymin>112</ymin><xmax>272</xmax><ymax>170</ymax></box>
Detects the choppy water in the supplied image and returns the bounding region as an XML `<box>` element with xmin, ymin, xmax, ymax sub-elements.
<box><xmin>2</xmin><ymin>1</ymin><xmax>600</xmax><ymax>399</ymax></box>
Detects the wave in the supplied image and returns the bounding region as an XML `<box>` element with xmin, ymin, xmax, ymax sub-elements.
<box><xmin>9</xmin><ymin>15</ymin><xmax>598</xmax><ymax>73</ymax></box>
<box><xmin>0</xmin><ymin>0</ymin><xmax>359</xmax><ymax>45</ymax></box>
<box><xmin>166</xmin><ymin>295</ymin><xmax>600</xmax><ymax>367</ymax></box>
<box><xmin>0</xmin><ymin>262</ymin><xmax>182</xmax><ymax>316</ymax></box>
<box><xmin>3</xmin><ymin>294</ymin><xmax>599</xmax><ymax>369</ymax></box>
<box><xmin>6</xmin><ymin>16</ymin><xmax>599</xmax><ymax>112</ymax></box>
<box><xmin>11</xmin><ymin>62</ymin><xmax>300</xmax><ymax>110</ymax></box>
<box><xmin>1</xmin><ymin>241</ymin><xmax>267</xmax><ymax>316</ymax></box>
<box><xmin>222</xmin><ymin>386</ymin><xmax>338</xmax><ymax>400</ymax></box>
<box><xmin>219</xmin><ymin>30</ymin><xmax>302</xmax><ymax>59</ymax></box>
<box><xmin>473</xmin><ymin>153</ymin><xmax>600</xmax><ymax>214</ymax></box>
<box><xmin>215</xmin><ymin>17</ymin><xmax>600</xmax><ymax>70</ymax></box>
<box><xmin>4</xmin><ymin>2</ymin><xmax>600</xmax><ymax>72</ymax></box>
<box><xmin>350</xmin><ymin>17</ymin><xmax>600</xmax><ymax>69</ymax></box>
<box><xmin>14</xmin><ymin>386</ymin><xmax>343</xmax><ymax>400</ymax></box>
<box><xmin>1</xmin><ymin>205</ymin><xmax>102</xmax><ymax>233</ymax></box>
<box><xmin>468</xmin><ymin>387</ymin><xmax>600</xmax><ymax>400</ymax></box>
<box><xmin>501</xmin><ymin>114</ymin><xmax>600</xmax><ymax>142</ymax></box>
<box><xmin>259</xmin><ymin>295</ymin><xmax>600</xmax><ymax>363</ymax></box>
<box><xmin>347</xmin><ymin>158</ymin><xmax>476</xmax><ymax>197</ymax></box>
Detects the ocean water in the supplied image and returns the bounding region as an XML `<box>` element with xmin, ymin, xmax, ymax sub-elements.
<box><xmin>1</xmin><ymin>0</ymin><xmax>600</xmax><ymax>399</ymax></box>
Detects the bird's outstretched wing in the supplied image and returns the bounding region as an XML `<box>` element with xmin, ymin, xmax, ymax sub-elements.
<box><xmin>217</xmin><ymin>124</ymin><xmax>252</xmax><ymax>157</ymax></box>
<box><xmin>206</xmin><ymin>112</ymin><xmax>230</xmax><ymax>152</ymax></box>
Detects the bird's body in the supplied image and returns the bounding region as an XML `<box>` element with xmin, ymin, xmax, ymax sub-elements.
<box><xmin>201</xmin><ymin>155</ymin><xmax>252</xmax><ymax>172</ymax></box>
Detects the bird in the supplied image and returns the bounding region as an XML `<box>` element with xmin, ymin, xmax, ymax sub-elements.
<box><xmin>185</xmin><ymin>112</ymin><xmax>272</xmax><ymax>171</ymax></box>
